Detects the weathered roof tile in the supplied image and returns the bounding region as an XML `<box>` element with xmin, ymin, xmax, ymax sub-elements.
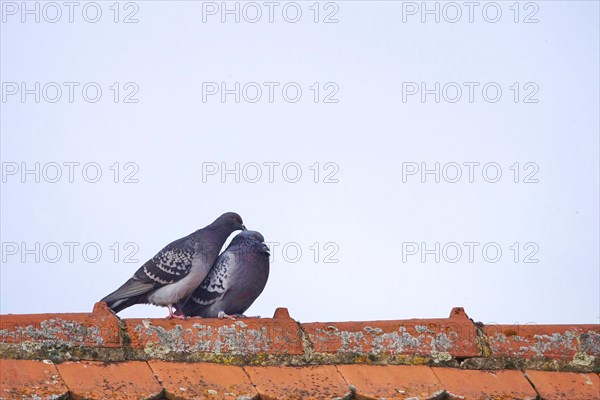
<box><xmin>0</xmin><ymin>302</ymin><xmax>121</xmax><ymax>359</ymax></box>
<box><xmin>244</xmin><ymin>365</ymin><xmax>350</xmax><ymax>400</ymax></box>
<box><xmin>302</xmin><ymin>307</ymin><xmax>479</xmax><ymax>359</ymax></box>
<box><xmin>525</xmin><ymin>370</ymin><xmax>600</xmax><ymax>400</ymax></box>
<box><xmin>148</xmin><ymin>361</ymin><xmax>258</xmax><ymax>400</ymax></box>
<box><xmin>1</xmin><ymin>304</ymin><xmax>599</xmax><ymax>399</ymax></box>
<box><xmin>124</xmin><ymin>308</ymin><xmax>303</xmax><ymax>361</ymax></box>
<box><xmin>484</xmin><ymin>323</ymin><xmax>600</xmax><ymax>361</ymax></box>
<box><xmin>336</xmin><ymin>364</ymin><xmax>443</xmax><ymax>400</ymax></box>
<box><xmin>0</xmin><ymin>359</ymin><xmax>68</xmax><ymax>400</ymax></box>
<box><xmin>433</xmin><ymin>368</ymin><xmax>538</xmax><ymax>400</ymax></box>
<box><xmin>56</xmin><ymin>360</ymin><xmax>163</xmax><ymax>400</ymax></box>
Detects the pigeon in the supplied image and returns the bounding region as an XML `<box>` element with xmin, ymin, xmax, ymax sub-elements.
<box><xmin>100</xmin><ymin>212</ymin><xmax>246</xmax><ymax>319</ymax></box>
<box><xmin>177</xmin><ymin>230</ymin><xmax>270</xmax><ymax>319</ymax></box>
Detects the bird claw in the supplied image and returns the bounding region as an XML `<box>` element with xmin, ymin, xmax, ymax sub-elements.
<box><xmin>167</xmin><ymin>306</ymin><xmax>187</xmax><ymax>320</ymax></box>
<box><xmin>166</xmin><ymin>313</ymin><xmax>187</xmax><ymax>320</ymax></box>
<box><xmin>218</xmin><ymin>311</ymin><xmax>236</xmax><ymax>320</ymax></box>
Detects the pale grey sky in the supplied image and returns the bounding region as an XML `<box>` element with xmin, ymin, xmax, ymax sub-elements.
<box><xmin>1</xmin><ymin>1</ymin><xmax>598</xmax><ymax>324</ymax></box>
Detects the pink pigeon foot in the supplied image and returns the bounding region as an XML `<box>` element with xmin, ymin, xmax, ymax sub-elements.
<box><xmin>166</xmin><ymin>305</ymin><xmax>186</xmax><ymax>320</ymax></box>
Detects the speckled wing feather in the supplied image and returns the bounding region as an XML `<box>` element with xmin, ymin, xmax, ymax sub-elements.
<box><xmin>134</xmin><ymin>242</ymin><xmax>195</xmax><ymax>286</ymax></box>
<box><xmin>101</xmin><ymin>236</ymin><xmax>195</xmax><ymax>303</ymax></box>
<box><xmin>184</xmin><ymin>251</ymin><xmax>232</xmax><ymax>308</ymax></box>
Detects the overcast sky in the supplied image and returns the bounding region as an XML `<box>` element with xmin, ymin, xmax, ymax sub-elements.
<box><xmin>1</xmin><ymin>1</ymin><xmax>598</xmax><ymax>324</ymax></box>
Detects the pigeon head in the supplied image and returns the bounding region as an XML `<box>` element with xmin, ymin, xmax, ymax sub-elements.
<box><xmin>214</xmin><ymin>212</ymin><xmax>246</xmax><ymax>232</ymax></box>
<box><xmin>236</xmin><ymin>230</ymin><xmax>265</xmax><ymax>243</ymax></box>
<box><xmin>233</xmin><ymin>230</ymin><xmax>269</xmax><ymax>255</ymax></box>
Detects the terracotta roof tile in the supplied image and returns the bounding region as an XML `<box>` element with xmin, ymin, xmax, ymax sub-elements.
<box><xmin>1</xmin><ymin>304</ymin><xmax>599</xmax><ymax>399</ymax></box>
<box><xmin>336</xmin><ymin>364</ymin><xmax>443</xmax><ymax>400</ymax></box>
<box><xmin>525</xmin><ymin>370</ymin><xmax>600</xmax><ymax>400</ymax></box>
<box><xmin>123</xmin><ymin>307</ymin><xmax>303</xmax><ymax>361</ymax></box>
<box><xmin>433</xmin><ymin>368</ymin><xmax>538</xmax><ymax>400</ymax></box>
<box><xmin>302</xmin><ymin>307</ymin><xmax>479</xmax><ymax>359</ymax></box>
<box><xmin>0</xmin><ymin>302</ymin><xmax>122</xmax><ymax>361</ymax></box>
<box><xmin>56</xmin><ymin>361</ymin><xmax>163</xmax><ymax>400</ymax></box>
<box><xmin>483</xmin><ymin>323</ymin><xmax>600</xmax><ymax>360</ymax></box>
<box><xmin>148</xmin><ymin>361</ymin><xmax>258</xmax><ymax>400</ymax></box>
<box><xmin>244</xmin><ymin>365</ymin><xmax>349</xmax><ymax>400</ymax></box>
<box><xmin>0</xmin><ymin>359</ymin><xmax>68</xmax><ymax>399</ymax></box>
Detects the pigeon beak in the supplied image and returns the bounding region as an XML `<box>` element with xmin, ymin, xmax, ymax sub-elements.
<box><xmin>241</xmin><ymin>224</ymin><xmax>247</xmax><ymax>231</ymax></box>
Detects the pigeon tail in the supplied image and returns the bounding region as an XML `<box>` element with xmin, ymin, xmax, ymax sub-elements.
<box><xmin>101</xmin><ymin>296</ymin><xmax>144</xmax><ymax>314</ymax></box>
<box><xmin>100</xmin><ymin>278</ymin><xmax>154</xmax><ymax>313</ymax></box>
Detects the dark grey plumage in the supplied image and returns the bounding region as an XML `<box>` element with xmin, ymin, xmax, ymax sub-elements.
<box><xmin>178</xmin><ymin>230</ymin><xmax>270</xmax><ymax>318</ymax></box>
<box><xmin>100</xmin><ymin>212</ymin><xmax>246</xmax><ymax>318</ymax></box>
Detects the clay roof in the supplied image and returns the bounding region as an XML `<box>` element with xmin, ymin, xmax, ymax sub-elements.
<box><xmin>1</xmin><ymin>302</ymin><xmax>598</xmax><ymax>399</ymax></box>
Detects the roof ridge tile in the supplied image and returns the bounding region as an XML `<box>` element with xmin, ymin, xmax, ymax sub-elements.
<box><xmin>1</xmin><ymin>303</ymin><xmax>598</xmax><ymax>374</ymax></box>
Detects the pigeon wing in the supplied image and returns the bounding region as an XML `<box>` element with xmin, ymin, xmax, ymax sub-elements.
<box><xmin>134</xmin><ymin>244</ymin><xmax>195</xmax><ymax>286</ymax></box>
<box><xmin>185</xmin><ymin>251</ymin><xmax>232</xmax><ymax>308</ymax></box>
<box><xmin>102</xmin><ymin>236</ymin><xmax>195</xmax><ymax>303</ymax></box>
